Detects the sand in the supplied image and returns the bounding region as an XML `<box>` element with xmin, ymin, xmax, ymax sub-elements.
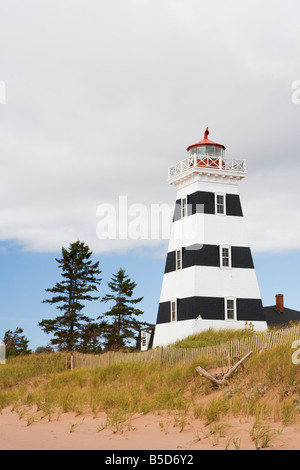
<box><xmin>1</xmin><ymin>407</ymin><xmax>300</xmax><ymax>450</ymax></box>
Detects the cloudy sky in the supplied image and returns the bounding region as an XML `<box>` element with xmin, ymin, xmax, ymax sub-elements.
<box><xmin>0</xmin><ymin>0</ymin><xmax>299</xmax><ymax>348</ymax></box>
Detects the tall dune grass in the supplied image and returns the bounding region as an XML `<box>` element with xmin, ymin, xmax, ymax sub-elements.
<box><xmin>171</xmin><ymin>326</ymin><xmax>257</xmax><ymax>348</ymax></box>
<box><xmin>0</xmin><ymin>339</ymin><xmax>300</xmax><ymax>427</ymax></box>
<box><xmin>0</xmin><ymin>356</ymin><xmax>203</xmax><ymax>417</ymax></box>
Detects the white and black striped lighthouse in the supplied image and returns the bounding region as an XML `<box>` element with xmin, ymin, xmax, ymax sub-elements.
<box><xmin>152</xmin><ymin>128</ymin><xmax>268</xmax><ymax>348</ymax></box>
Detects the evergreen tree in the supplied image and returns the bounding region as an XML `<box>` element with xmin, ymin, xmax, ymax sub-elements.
<box><xmin>100</xmin><ymin>268</ymin><xmax>148</xmax><ymax>350</ymax></box>
<box><xmin>35</xmin><ymin>346</ymin><xmax>53</xmax><ymax>354</ymax></box>
<box><xmin>3</xmin><ymin>328</ymin><xmax>31</xmax><ymax>357</ymax></box>
<box><xmin>39</xmin><ymin>241</ymin><xmax>102</xmax><ymax>351</ymax></box>
<box><xmin>78</xmin><ymin>321</ymin><xmax>107</xmax><ymax>354</ymax></box>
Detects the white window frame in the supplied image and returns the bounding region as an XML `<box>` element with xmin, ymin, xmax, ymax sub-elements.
<box><xmin>215</xmin><ymin>193</ymin><xmax>226</xmax><ymax>215</ymax></box>
<box><xmin>141</xmin><ymin>331</ymin><xmax>147</xmax><ymax>348</ymax></box>
<box><xmin>181</xmin><ymin>196</ymin><xmax>188</xmax><ymax>219</ymax></box>
<box><xmin>176</xmin><ymin>248</ymin><xmax>182</xmax><ymax>271</ymax></box>
<box><xmin>225</xmin><ymin>297</ymin><xmax>237</xmax><ymax>321</ymax></box>
<box><xmin>220</xmin><ymin>245</ymin><xmax>232</xmax><ymax>269</ymax></box>
<box><xmin>171</xmin><ymin>299</ymin><xmax>177</xmax><ymax>322</ymax></box>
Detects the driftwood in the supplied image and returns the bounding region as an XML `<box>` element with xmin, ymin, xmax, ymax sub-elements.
<box><xmin>196</xmin><ymin>351</ymin><xmax>253</xmax><ymax>386</ymax></box>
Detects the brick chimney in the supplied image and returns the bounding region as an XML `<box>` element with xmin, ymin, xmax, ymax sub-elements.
<box><xmin>276</xmin><ymin>294</ymin><xmax>284</xmax><ymax>313</ymax></box>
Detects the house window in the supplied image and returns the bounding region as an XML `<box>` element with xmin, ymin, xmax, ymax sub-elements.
<box><xmin>225</xmin><ymin>298</ymin><xmax>236</xmax><ymax>321</ymax></box>
<box><xmin>216</xmin><ymin>194</ymin><xmax>225</xmax><ymax>215</ymax></box>
<box><xmin>176</xmin><ymin>248</ymin><xmax>182</xmax><ymax>271</ymax></box>
<box><xmin>171</xmin><ymin>300</ymin><xmax>177</xmax><ymax>322</ymax></box>
<box><xmin>181</xmin><ymin>197</ymin><xmax>187</xmax><ymax>218</ymax></box>
<box><xmin>220</xmin><ymin>245</ymin><xmax>231</xmax><ymax>268</ymax></box>
<box><xmin>141</xmin><ymin>332</ymin><xmax>147</xmax><ymax>348</ymax></box>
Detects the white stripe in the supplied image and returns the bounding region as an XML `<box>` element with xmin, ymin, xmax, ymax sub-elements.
<box><xmin>168</xmin><ymin>213</ymin><xmax>249</xmax><ymax>252</ymax></box>
<box><xmin>153</xmin><ymin>319</ymin><xmax>268</xmax><ymax>348</ymax></box>
<box><xmin>159</xmin><ymin>266</ymin><xmax>261</xmax><ymax>302</ymax></box>
<box><xmin>176</xmin><ymin>180</ymin><xmax>240</xmax><ymax>198</ymax></box>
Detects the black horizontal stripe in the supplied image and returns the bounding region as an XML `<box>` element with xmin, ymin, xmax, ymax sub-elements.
<box><xmin>226</xmin><ymin>194</ymin><xmax>243</xmax><ymax>217</ymax></box>
<box><xmin>231</xmin><ymin>246</ymin><xmax>254</xmax><ymax>269</ymax></box>
<box><xmin>164</xmin><ymin>245</ymin><xmax>254</xmax><ymax>273</ymax></box>
<box><xmin>189</xmin><ymin>191</ymin><xmax>215</xmax><ymax>215</ymax></box>
<box><xmin>156</xmin><ymin>297</ymin><xmax>265</xmax><ymax>324</ymax></box>
<box><xmin>173</xmin><ymin>191</ymin><xmax>243</xmax><ymax>221</ymax></box>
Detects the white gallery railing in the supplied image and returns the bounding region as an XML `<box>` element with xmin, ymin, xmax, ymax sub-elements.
<box><xmin>168</xmin><ymin>155</ymin><xmax>247</xmax><ymax>180</ymax></box>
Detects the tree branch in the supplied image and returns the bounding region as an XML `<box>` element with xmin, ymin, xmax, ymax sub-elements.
<box><xmin>196</xmin><ymin>351</ymin><xmax>253</xmax><ymax>386</ymax></box>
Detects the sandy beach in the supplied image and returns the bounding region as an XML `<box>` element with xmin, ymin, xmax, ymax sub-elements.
<box><xmin>0</xmin><ymin>407</ymin><xmax>300</xmax><ymax>451</ymax></box>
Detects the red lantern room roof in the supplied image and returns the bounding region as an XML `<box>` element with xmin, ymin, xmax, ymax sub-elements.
<box><xmin>186</xmin><ymin>128</ymin><xmax>226</xmax><ymax>152</ymax></box>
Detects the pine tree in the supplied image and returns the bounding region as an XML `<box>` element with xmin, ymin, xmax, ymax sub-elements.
<box><xmin>39</xmin><ymin>241</ymin><xmax>102</xmax><ymax>351</ymax></box>
<box><xmin>78</xmin><ymin>320</ymin><xmax>107</xmax><ymax>354</ymax></box>
<box><xmin>100</xmin><ymin>268</ymin><xmax>148</xmax><ymax>350</ymax></box>
<box><xmin>3</xmin><ymin>328</ymin><xmax>31</xmax><ymax>357</ymax></box>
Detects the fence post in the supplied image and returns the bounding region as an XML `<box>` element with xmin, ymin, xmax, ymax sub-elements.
<box><xmin>228</xmin><ymin>341</ymin><xmax>232</xmax><ymax>368</ymax></box>
<box><xmin>160</xmin><ymin>347</ymin><xmax>164</xmax><ymax>365</ymax></box>
<box><xmin>108</xmin><ymin>351</ymin><xmax>111</xmax><ymax>367</ymax></box>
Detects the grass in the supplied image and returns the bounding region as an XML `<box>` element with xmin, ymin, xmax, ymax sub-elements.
<box><xmin>250</xmin><ymin>421</ymin><xmax>282</xmax><ymax>450</ymax></box>
<box><xmin>0</xmin><ymin>356</ymin><xmax>200</xmax><ymax>418</ymax></box>
<box><xmin>1</xmin><ymin>332</ymin><xmax>300</xmax><ymax>433</ymax></box>
<box><xmin>171</xmin><ymin>325</ymin><xmax>257</xmax><ymax>348</ymax></box>
<box><xmin>225</xmin><ymin>436</ymin><xmax>241</xmax><ymax>450</ymax></box>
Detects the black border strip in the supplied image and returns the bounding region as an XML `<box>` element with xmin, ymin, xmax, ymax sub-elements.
<box><xmin>173</xmin><ymin>191</ymin><xmax>243</xmax><ymax>221</ymax></box>
<box><xmin>156</xmin><ymin>297</ymin><xmax>265</xmax><ymax>324</ymax></box>
<box><xmin>165</xmin><ymin>245</ymin><xmax>254</xmax><ymax>272</ymax></box>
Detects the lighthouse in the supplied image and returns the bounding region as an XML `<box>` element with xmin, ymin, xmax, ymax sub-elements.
<box><xmin>152</xmin><ymin>128</ymin><xmax>268</xmax><ymax>349</ymax></box>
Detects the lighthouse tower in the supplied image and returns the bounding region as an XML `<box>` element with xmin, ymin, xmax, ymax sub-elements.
<box><xmin>152</xmin><ymin>128</ymin><xmax>268</xmax><ymax>348</ymax></box>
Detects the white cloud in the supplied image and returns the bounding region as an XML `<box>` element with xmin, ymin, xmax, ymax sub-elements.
<box><xmin>0</xmin><ymin>0</ymin><xmax>299</xmax><ymax>255</ymax></box>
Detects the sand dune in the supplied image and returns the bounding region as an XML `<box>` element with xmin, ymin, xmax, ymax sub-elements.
<box><xmin>0</xmin><ymin>407</ymin><xmax>299</xmax><ymax>450</ymax></box>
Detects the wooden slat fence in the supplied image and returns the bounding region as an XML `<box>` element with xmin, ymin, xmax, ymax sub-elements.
<box><xmin>73</xmin><ymin>324</ymin><xmax>300</xmax><ymax>370</ymax></box>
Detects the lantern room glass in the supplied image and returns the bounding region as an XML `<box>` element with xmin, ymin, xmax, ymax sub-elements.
<box><xmin>189</xmin><ymin>146</ymin><xmax>224</xmax><ymax>158</ymax></box>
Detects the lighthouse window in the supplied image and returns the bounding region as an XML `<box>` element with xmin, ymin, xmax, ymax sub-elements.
<box><xmin>189</xmin><ymin>146</ymin><xmax>224</xmax><ymax>158</ymax></box>
<box><xmin>141</xmin><ymin>332</ymin><xmax>147</xmax><ymax>348</ymax></box>
<box><xmin>216</xmin><ymin>194</ymin><xmax>225</xmax><ymax>215</ymax></box>
<box><xmin>181</xmin><ymin>197</ymin><xmax>187</xmax><ymax>218</ymax></box>
<box><xmin>220</xmin><ymin>246</ymin><xmax>232</xmax><ymax>268</ymax></box>
<box><xmin>206</xmin><ymin>147</ymin><xmax>216</xmax><ymax>157</ymax></box>
<box><xmin>171</xmin><ymin>300</ymin><xmax>177</xmax><ymax>322</ymax></box>
<box><xmin>176</xmin><ymin>248</ymin><xmax>182</xmax><ymax>271</ymax></box>
<box><xmin>225</xmin><ymin>298</ymin><xmax>236</xmax><ymax>321</ymax></box>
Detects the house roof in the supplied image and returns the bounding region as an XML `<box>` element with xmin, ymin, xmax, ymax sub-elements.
<box><xmin>263</xmin><ymin>305</ymin><xmax>300</xmax><ymax>327</ymax></box>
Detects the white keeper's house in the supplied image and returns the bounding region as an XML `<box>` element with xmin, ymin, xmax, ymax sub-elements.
<box><xmin>141</xmin><ymin>128</ymin><xmax>268</xmax><ymax>350</ymax></box>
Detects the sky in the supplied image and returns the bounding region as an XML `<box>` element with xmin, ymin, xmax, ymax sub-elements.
<box><xmin>0</xmin><ymin>0</ymin><xmax>299</xmax><ymax>350</ymax></box>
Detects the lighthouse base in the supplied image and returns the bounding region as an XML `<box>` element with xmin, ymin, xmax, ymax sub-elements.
<box><xmin>152</xmin><ymin>319</ymin><xmax>268</xmax><ymax>349</ymax></box>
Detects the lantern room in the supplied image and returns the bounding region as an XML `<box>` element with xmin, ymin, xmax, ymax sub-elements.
<box><xmin>187</xmin><ymin>127</ymin><xmax>226</xmax><ymax>158</ymax></box>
